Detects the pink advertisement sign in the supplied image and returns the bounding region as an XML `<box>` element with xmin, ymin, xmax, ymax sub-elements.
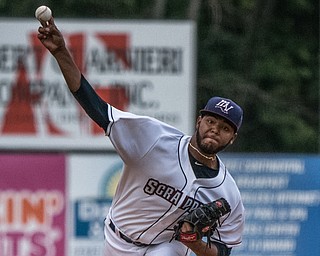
<box><xmin>0</xmin><ymin>154</ymin><xmax>66</xmax><ymax>256</ymax></box>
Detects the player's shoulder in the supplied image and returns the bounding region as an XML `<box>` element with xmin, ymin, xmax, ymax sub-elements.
<box><xmin>109</xmin><ymin>106</ymin><xmax>185</xmax><ymax>139</ymax></box>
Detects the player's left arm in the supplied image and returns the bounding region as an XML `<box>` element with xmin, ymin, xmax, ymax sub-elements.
<box><xmin>174</xmin><ymin>198</ymin><xmax>234</xmax><ymax>256</ymax></box>
<box><xmin>38</xmin><ymin>17</ymin><xmax>110</xmax><ymax>132</ymax></box>
<box><xmin>181</xmin><ymin>224</ymin><xmax>231</xmax><ymax>256</ymax></box>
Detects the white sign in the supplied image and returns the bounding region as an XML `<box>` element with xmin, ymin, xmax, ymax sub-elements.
<box><xmin>68</xmin><ymin>154</ymin><xmax>123</xmax><ymax>256</ymax></box>
<box><xmin>0</xmin><ymin>19</ymin><xmax>196</xmax><ymax>150</ymax></box>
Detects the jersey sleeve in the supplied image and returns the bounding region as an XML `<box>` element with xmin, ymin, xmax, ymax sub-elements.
<box><xmin>72</xmin><ymin>74</ymin><xmax>109</xmax><ymax>132</ymax></box>
<box><xmin>106</xmin><ymin>106</ymin><xmax>183</xmax><ymax>163</ymax></box>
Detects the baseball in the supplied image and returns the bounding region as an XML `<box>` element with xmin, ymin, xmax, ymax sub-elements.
<box><xmin>35</xmin><ymin>5</ymin><xmax>52</xmax><ymax>22</ymax></box>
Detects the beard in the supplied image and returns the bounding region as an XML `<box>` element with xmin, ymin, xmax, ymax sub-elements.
<box><xmin>195</xmin><ymin>128</ymin><xmax>230</xmax><ymax>154</ymax></box>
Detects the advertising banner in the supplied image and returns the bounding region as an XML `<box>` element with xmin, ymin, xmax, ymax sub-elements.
<box><xmin>221</xmin><ymin>154</ymin><xmax>320</xmax><ymax>256</ymax></box>
<box><xmin>0</xmin><ymin>154</ymin><xmax>66</xmax><ymax>256</ymax></box>
<box><xmin>0</xmin><ymin>19</ymin><xmax>195</xmax><ymax>150</ymax></box>
<box><xmin>68</xmin><ymin>154</ymin><xmax>122</xmax><ymax>256</ymax></box>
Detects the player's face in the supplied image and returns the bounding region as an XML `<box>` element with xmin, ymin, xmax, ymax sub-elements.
<box><xmin>195</xmin><ymin>114</ymin><xmax>237</xmax><ymax>154</ymax></box>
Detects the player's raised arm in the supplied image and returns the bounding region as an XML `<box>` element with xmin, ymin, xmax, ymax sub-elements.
<box><xmin>37</xmin><ymin>17</ymin><xmax>110</xmax><ymax>131</ymax></box>
<box><xmin>37</xmin><ymin>17</ymin><xmax>81</xmax><ymax>93</ymax></box>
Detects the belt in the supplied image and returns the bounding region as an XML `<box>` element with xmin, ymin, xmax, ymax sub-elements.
<box><xmin>109</xmin><ymin>220</ymin><xmax>147</xmax><ymax>247</ymax></box>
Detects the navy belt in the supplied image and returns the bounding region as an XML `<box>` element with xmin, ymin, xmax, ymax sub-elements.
<box><xmin>109</xmin><ymin>220</ymin><xmax>147</xmax><ymax>247</ymax></box>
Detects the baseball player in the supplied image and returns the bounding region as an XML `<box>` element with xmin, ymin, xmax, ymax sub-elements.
<box><xmin>37</xmin><ymin>18</ymin><xmax>245</xmax><ymax>256</ymax></box>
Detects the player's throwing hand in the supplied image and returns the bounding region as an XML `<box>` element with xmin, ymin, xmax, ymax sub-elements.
<box><xmin>37</xmin><ymin>18</ymin><xmax>65</xmax><ymax>56</ymax></box>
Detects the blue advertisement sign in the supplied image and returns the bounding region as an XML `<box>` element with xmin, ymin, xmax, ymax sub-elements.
<box><xmin>220</xmin><ymin>154</ymin><xmax>320</xmax><ymax>256</ymax></box>
<box><xmin>74</xmin><ymin>198</ymin><xmax>112</xmax><ymax>239</ymax></box>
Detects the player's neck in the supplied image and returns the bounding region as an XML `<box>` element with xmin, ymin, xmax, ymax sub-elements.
<box><xmin>188</xmin><ymin>141</ymin><xmax>217</xmax><ymax>169</ymax></box>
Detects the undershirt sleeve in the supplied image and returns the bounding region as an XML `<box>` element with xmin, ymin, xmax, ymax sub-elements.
<box><xmin>72</xmin><ymin>74</ymin><xmax>109</xmax><ymax>132</ymax></box>
<box><xmin>213</xmin><ymin>242</ymin><xmax>232</xmax><ymax>256</ymax></box>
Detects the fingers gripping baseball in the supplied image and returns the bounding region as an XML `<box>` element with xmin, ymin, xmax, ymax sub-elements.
<box><xmin>173</xmin><ymin>198</ymin><xmax>231</xmax><ymax>243</ymax></box>
<box><xmin>37</xmin><ymin>18</ymin><xmax>66</xmax><ymax>55</ymax></box>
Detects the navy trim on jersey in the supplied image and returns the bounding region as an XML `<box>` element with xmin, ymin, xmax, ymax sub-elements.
<box><xmin>178</xmin><ymin>136</ymin><xmax>190</xmax><ymax>191</ymax></box>
<box><xmin>72</xmin><ymin>74</ymin><xmax>109</xmax><ymax>132</ymax></box>
<box><xmin>193</xmin><ymin>164</ymin><xmax>228</xmax><ymax>195</ymax></box>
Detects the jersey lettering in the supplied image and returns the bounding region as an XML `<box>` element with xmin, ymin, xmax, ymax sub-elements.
<box><xmin>179</xmin><ymin>195</ymin><xmax>203</xmax><ymax>212</ymax></box>
<box><xmin>143</xmin><ymin>179</ymin><xmax>206</xmax><ymax>212</ymax></box>
<box><xmin>143</xmin><ymin>178</ymin><xmax>183</xmax><ymax>206</ymax></box>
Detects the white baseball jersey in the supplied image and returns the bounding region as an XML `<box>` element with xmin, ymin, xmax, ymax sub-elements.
<box><xmin>104</xmin><ymin>105</ymin><xmax>244</xmax><ymax>249</ymax></box>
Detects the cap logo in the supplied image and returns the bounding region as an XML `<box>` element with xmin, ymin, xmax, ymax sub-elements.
<box><xmin>215</xmin><ymin>100</ymin><xmax>234</xmax><ymax>114</ymax></box>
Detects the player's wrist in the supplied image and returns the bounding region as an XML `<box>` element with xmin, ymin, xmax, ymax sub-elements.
<box><xmin>51</xmin><ymin>44</ymin><xmax>67</xmax><ymax>58</ymax></box>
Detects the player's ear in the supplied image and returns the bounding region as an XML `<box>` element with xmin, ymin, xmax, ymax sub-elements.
<box><xmin>229</xmin><ymin>133</ymin><xmax>238</xmax><ymax>145</ymax></box>
<box><xmin>196</xmin><ymin>116</ymin><xmax>202</xmax><ymax>129</ymax></box>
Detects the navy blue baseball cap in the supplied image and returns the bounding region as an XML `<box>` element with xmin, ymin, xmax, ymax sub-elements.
<box><xmin>200</xmin><ymin>96</ymin><xmax>243</xmax><ymax>132</ymax></box>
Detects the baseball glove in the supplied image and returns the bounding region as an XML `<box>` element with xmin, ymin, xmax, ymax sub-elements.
<box><xmin>173</xmin><ymin>198</ymin><xmax>231</xmax><ymax>244</ymax></box>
